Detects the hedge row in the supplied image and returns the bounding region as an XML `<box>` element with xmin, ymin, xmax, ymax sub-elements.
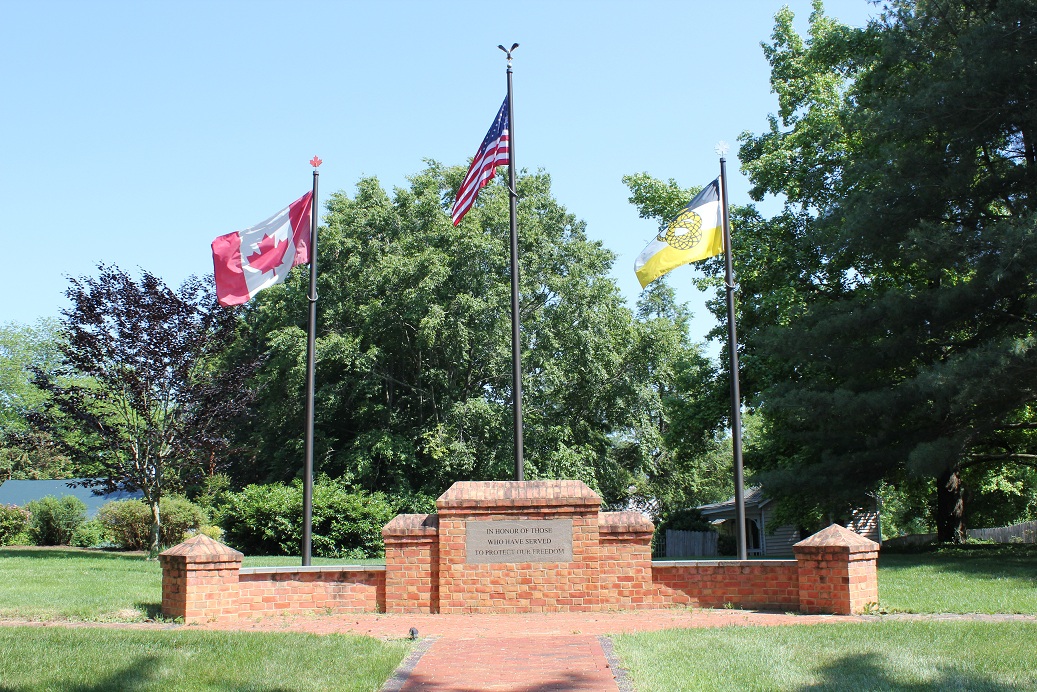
<box><xmin>0</xmin><ymin>495</ymin><xmax>209</xmax><ymax>550</ymax></box>
<box><xmin>219</xmin><ymin>479</ymin><xmax>399</xmax><ymax>559</ymax></box>
<box><xmin>1</xmin><ymin>479</ymin><xmax>415</xmax><ymax>559</ymax></box>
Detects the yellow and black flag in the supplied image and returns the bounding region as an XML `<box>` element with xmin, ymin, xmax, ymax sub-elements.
<box><xmin>634</xmin><ymin>178</ymin><xmax>723</xmax><ymax>288</ymax></box>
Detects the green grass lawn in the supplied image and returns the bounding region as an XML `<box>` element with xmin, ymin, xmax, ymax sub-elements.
<box><xmin>2</xmin><ymin>543</ymin><xmax>1037</xmax><ymax>690</ymax></box>
<box><xmin>878</xmin><ymin>544</ymin><xmax>1037</xmax><ymax>614</ymax></box>
<box><xmin>0</xmin><ymin>548</ymin><xmax>162</xmax><ymax>621</ymax></box>
<box><xmin>0</xmin><ymin>626</ymin><xmax>409</xmax><ymax>692</ymax></box>
<box><xmin>0</xmin><ymin>547</ymin><xmax>385</xmax><ymax>622</ymax></box>
<box><xmin>613</xmin><ymin>620</ymin><xmax>1037</xmax><ymax>691</ymax></box>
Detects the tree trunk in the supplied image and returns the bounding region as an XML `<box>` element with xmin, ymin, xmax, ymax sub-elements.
<box><xmin>149</xmin><ymin>498</ymin><xmax>161</xmax><ymax>557</ymax></box>
<box><xmin>936</xmin><ymin>467</ymin><xmax>967</xmax><ymax>543</ymax></box>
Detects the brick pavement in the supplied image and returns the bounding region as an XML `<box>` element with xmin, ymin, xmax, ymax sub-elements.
<box><xmin>198</xmin><ymin>607</ymin><xmax>861</xmax><ymax>691</ymax></box>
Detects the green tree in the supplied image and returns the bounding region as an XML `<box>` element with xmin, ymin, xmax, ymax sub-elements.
<box><xmin>0</xmin><ymin>319</ymin><xmax>76</xmax><ymax>480</ymax></box>
<box><xmin>736</xmin><ymin>0</ymin><xmax>1037</xmax><ymax>541</ymax></box>
<box><xmin>224</xmin><ymin>163</ymin><xmax>709</xmax><ymax>510</ymax></box>
<box><xmin>36</xmin><ymin>265</ymin><xmax>249</xmax><ymax>554</ymax></box>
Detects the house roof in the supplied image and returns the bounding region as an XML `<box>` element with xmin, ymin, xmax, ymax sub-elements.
<box><xmin>696</xmin><ymin>486</ymin><xmax>771</xmax><ymax>517</ymax></box>
<box><xmin>0</xmin><ymin>479</ymin><xmax>143</xmax><ymax>518</ymax></box>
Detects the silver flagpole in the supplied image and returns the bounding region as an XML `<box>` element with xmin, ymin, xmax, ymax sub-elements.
<box><xmin>302</xmin><ymin>156</ymin><xmax>321</xmax><ymax>566</ymax></box>
<box><xmin>718</xmin><ymin>145</ymin><xmax>748</xmax><ymax>561</ymax></box>
<box><xmin>499</xmin><ymin>43</ymin><xmax>524</xmax><ymax>481</ymax></box>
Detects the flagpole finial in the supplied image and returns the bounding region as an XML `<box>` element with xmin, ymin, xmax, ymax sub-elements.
<box><xmin>715</xmin><ymin>141</ymin><xmax>729</xmax><ymax>158</ymax></box>
<box><xmin>498</xmin><ymin>43</ymin><xmax>519</xmax><ymax>65</ymax></box>
<box><xmin>310</xmin><ymin>156</ymin><xmax>323</xmax><ymax>169</ymax></box>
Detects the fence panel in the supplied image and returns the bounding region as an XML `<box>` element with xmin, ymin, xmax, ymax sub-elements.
<box><xmin>967</xmin><ymin>520</ymin><xmax>1037</xmax><ymax>544</ymax></box>
<box><xmin>665</xmin><ymin>529</ymin><xmax>718</xmax><ymax>557</ymax></box>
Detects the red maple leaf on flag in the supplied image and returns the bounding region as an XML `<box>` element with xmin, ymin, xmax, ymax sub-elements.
<box><xmin>247</xmin><ymin>233</ymin><xmax>291</xmax><ymax>274</ymax></box>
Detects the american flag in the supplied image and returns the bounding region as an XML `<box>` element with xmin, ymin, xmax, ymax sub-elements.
<box><xmin>452</xmin><ymin>96</ymin><xmax>510</xmax><ymax>225</ymax></box>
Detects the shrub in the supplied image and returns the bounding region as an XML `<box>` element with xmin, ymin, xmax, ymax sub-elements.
<box><xmin>186</xmin><ymin>472</ymin><xmax>233</xmax><ymax>525</ymax></box>
<box><xmin>70</xmin><ymin>519</ymin><xmax>109</xmax><ymax>548</ymax></box>
<box><xmin>25</xmin><ymin>495</ymin><xmax>87</xmax><ymax>545</ymax></box>
<box><xmin>161</xmin><ymin>495</ymin><xmax>206</xmax><ymax>545</ymax></box>
<box><xmin>0</xmin><ymin>504</ymin><xmax>30</xmax><ymax>545</ymax></box>
<box><xmin>98</xmin><ymin>499</ymin><xmax>150</xmax><ymax>550</ymax></box>
<box><xmin>97</xmin><ymin>496</ymin><xmax>205</xmax><ymax>550</ymax></box>
<box><xmin>184</xmin><ymin>524</ymin><xmax>224</xmax><ymax>542</ymax></box>
<box><xmin>221</xmin><ymin>478</ymin><xmax>398</xmax><ymax>558</ymax></box>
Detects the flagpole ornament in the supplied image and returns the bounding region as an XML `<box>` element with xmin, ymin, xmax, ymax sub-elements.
<box><xmin>310</xmin><ymin>155</ymin><xmax>323</xmax><ymax>168</ymax></box>
<box><xmin>498</xmin><ymin>42</ymin><xmax>519</xmax><ymax>65</ymax></box>
<box><xmin>715</xmin><ymin>141</ymin><xmax>729</xmax><ymax>158</ymax></box>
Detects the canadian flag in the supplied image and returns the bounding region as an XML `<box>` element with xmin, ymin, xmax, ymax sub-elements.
<box><xmin>211</xmin><ymin>192</ymin><xmax>313</xmax><ymax>306</ymax></box>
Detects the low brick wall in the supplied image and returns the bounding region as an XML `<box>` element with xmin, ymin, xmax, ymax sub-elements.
<box><xmin>237</xmin><ymin>566</ymin><xmax>385</xmax><ymax>616</ymax></box>
<box><xmin>651</xmin><ymin>560</ymin><xmax>799</xmax><ymax>610</ymax></box>
<box><xmin>161</xmin><ymin>481</ymin><xmax>880</xmax><ymax>621</ymax></box>
<box><xmin>160</xmin><ymin>536</ymin><xmax>387</xmax><ymax>624</ymax></box>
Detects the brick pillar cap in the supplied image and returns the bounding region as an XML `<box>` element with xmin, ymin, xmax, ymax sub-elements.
<box><xmin>436</xmin><ymin>480</ymin><xmax>601</xmax><ymax>509</ymax></box>
<box><xmin>383</xmin><ymin>513</ymin><xmax>439</xmax><ymax>537</ymax></box>
<box><xmin>159</xmin><ymin>534</ymin><xmax>244</xmax><ymax>562</ymax></box>
<box><xmin>794</xmin><ymin>523</ymin><xmax>879</xmax><ymax>551</ymax></box>
<box><xmin>599</xmin><ymin>511</ymin><xmax>654</xmax><ymax>532</ymax></box>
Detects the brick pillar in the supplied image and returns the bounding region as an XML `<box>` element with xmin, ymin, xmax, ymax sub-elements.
<box><xmin>598</xmin><ymin>511</ymin><xmax>654</xmax><ymax>608</ymax></box>
<box><xmin>794</xmin><ymin>523</ymin><xmax>880</xmax><ymax>615</ymax></box>
<box><xmin>382</xmin><ymin>513</ymin><xmax>439</xmax><ymax>613</ymax></box>
<box><xmin>159</xmin><ymin>534</ymin><xmax>243</xmax><ymax>624</ymax></box>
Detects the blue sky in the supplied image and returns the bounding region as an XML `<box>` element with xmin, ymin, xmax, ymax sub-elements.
<box><xmin>0</xmin><ymin>0</ymin><xmax>877</xmax><ymax>346</ymax></box>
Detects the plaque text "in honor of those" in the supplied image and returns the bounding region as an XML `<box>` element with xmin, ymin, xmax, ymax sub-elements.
<box><xmin>465</xmin><ymin>519</ymin><xmax>574</xmax><ymax>564</ymax></box>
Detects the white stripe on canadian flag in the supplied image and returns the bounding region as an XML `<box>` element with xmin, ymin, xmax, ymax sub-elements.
<box><xmin>211</xmin><ymin>191</ymin><xmax>313</xmax><ymax>306</ymax></box>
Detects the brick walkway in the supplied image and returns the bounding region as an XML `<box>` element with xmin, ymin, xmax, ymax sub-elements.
<box><xmin>385</xmin><ymin>635</ymin><xmax>618</xmax><ymax>691</ymax></box>
<box><xmin>198</xmin><ymin>608</ymin><xmax>861</xmax><ymax>691</ymax></box>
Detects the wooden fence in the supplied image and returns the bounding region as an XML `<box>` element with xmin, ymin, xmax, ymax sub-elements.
<box><xmin>665</xmin><ymin>529</ymin><xmax>718</xmax><ymax>558</ymax></box>
<box><xmin>968</xmin><ymin>520</ymin><xmax>1037</xmax><ymax>544</ymax></box>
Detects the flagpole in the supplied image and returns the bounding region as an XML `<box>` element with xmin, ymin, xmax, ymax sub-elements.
<box><xmin>500</xmin><ymin>43</ymin><xmax>524</xmax><ymax>481</ymax></box>
<box><xmin>302</xmin><ymin>157</ymin><xmax>321</xmax><ymax>566</ymax></box>
<box><xmin>719</xmin><ymin>151</ymin><xmax>748</xmax><ymax>561</ymax></box>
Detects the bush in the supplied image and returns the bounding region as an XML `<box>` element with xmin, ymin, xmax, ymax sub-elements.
<box><xmin>192</xmin><ymin>473</ymin><xmax>232</xmax><ymax>522</ymax></box>
<box><xmin>25</xmin><ymin>495</ymin><xmax>86</xmax><ymax>545</ymax></box>
<box><xmin>184</xmin><ymin>524</ymin><xmax>224</xmax><ymax>542</ymax></box>
<box><xmin>97</xmin><ymin>500</ymin><xmax>150</xmax><ymax>550</ymax></box>
<box><xmin>97</xmin><ymin>496</ymin><xmax>205</xmax><ymax>550</ymax></box>
<box><xmin>70</xmin><ymin>519</ymin><xmax>109</xmax><ymax>548</ymax></box>
<box><xmin>221</xmin><ymin>478</ymin><xmax>398</xmax><ymax>558</ymax></box>
<box><xmin>0</xmin><ymin>504</ymin><xmax>30</xmax><ymax>545</ymax></box>
<box><xmin>161</xmin><ymin>495</ymin><xmax>206</xmax><ymax>544</ymax></box>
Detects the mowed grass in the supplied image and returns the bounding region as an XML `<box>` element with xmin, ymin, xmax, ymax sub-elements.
<box><xmin>0</xmin><ymin>548</ymin><xmax>162</xmax><ymax>621</ymax></box>
<box><xmin>878</xmin><ymin>544</ymin><xmax>1037</xmax><ymax>614</ymax></box>
<box><xmin>0</xmin><ymin>547</ymin><xmax>385</xmax><ymax>621</ymax></box>
<box><xmin>0</xmin><ymin>626</ymin><xmax>409</xmax><ymax>692</ymax></box>
<box><xmin>613</xmin><ymin>620</ymin><xmax>1037</xmax><ymax>691</ymax></box>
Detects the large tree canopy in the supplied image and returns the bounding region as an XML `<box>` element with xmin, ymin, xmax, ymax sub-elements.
<box><xmin>224</xmin><ymin>163</ymin><xmax>715</xmax><ymax>511</ymax></box>
<box><xmin>735</xmin><ymin>0</ymin><xmax>1037</xmax><ymax>539</ymax></box>
<box><xmin>36</xmin><ymin>265</ymin><xmax>248</xmax><ymax>553</ymax></box>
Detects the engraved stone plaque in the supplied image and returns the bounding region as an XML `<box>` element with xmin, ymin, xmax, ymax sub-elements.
<box><xmin>465</xmin><ymin>519</ymin><xmax>573</xmax><ymax>564</ymax></box>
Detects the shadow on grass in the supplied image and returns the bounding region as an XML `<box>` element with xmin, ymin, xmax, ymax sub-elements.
<box><xmin>56</xmin><ymin>655</ymin><xmax>292</xmax><ymax>692</ymax></box>
<box><xmin>0</xmin><ymin>547</ymin><xmax>149</xmax><ymax>562</ymax></box>
<box><xmin>803</xmin><ymin>651</ymin><xmax>1025</xmax><ymax>691</ymax></box>
<box><xmin>65</xmin><ymin>655</ymin><xmax>163</xmax><ymax>692</ymax></box>
<box><xmin>134</xmin><ymin>601</ymin><xmax>164</xmax><ymax>620</ymax></box>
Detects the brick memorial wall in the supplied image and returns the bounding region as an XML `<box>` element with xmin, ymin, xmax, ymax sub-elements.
<box><xmin>161</xmin><ymin>480</ymin><xmax>879</xmax><ymax>623</ymax></box>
